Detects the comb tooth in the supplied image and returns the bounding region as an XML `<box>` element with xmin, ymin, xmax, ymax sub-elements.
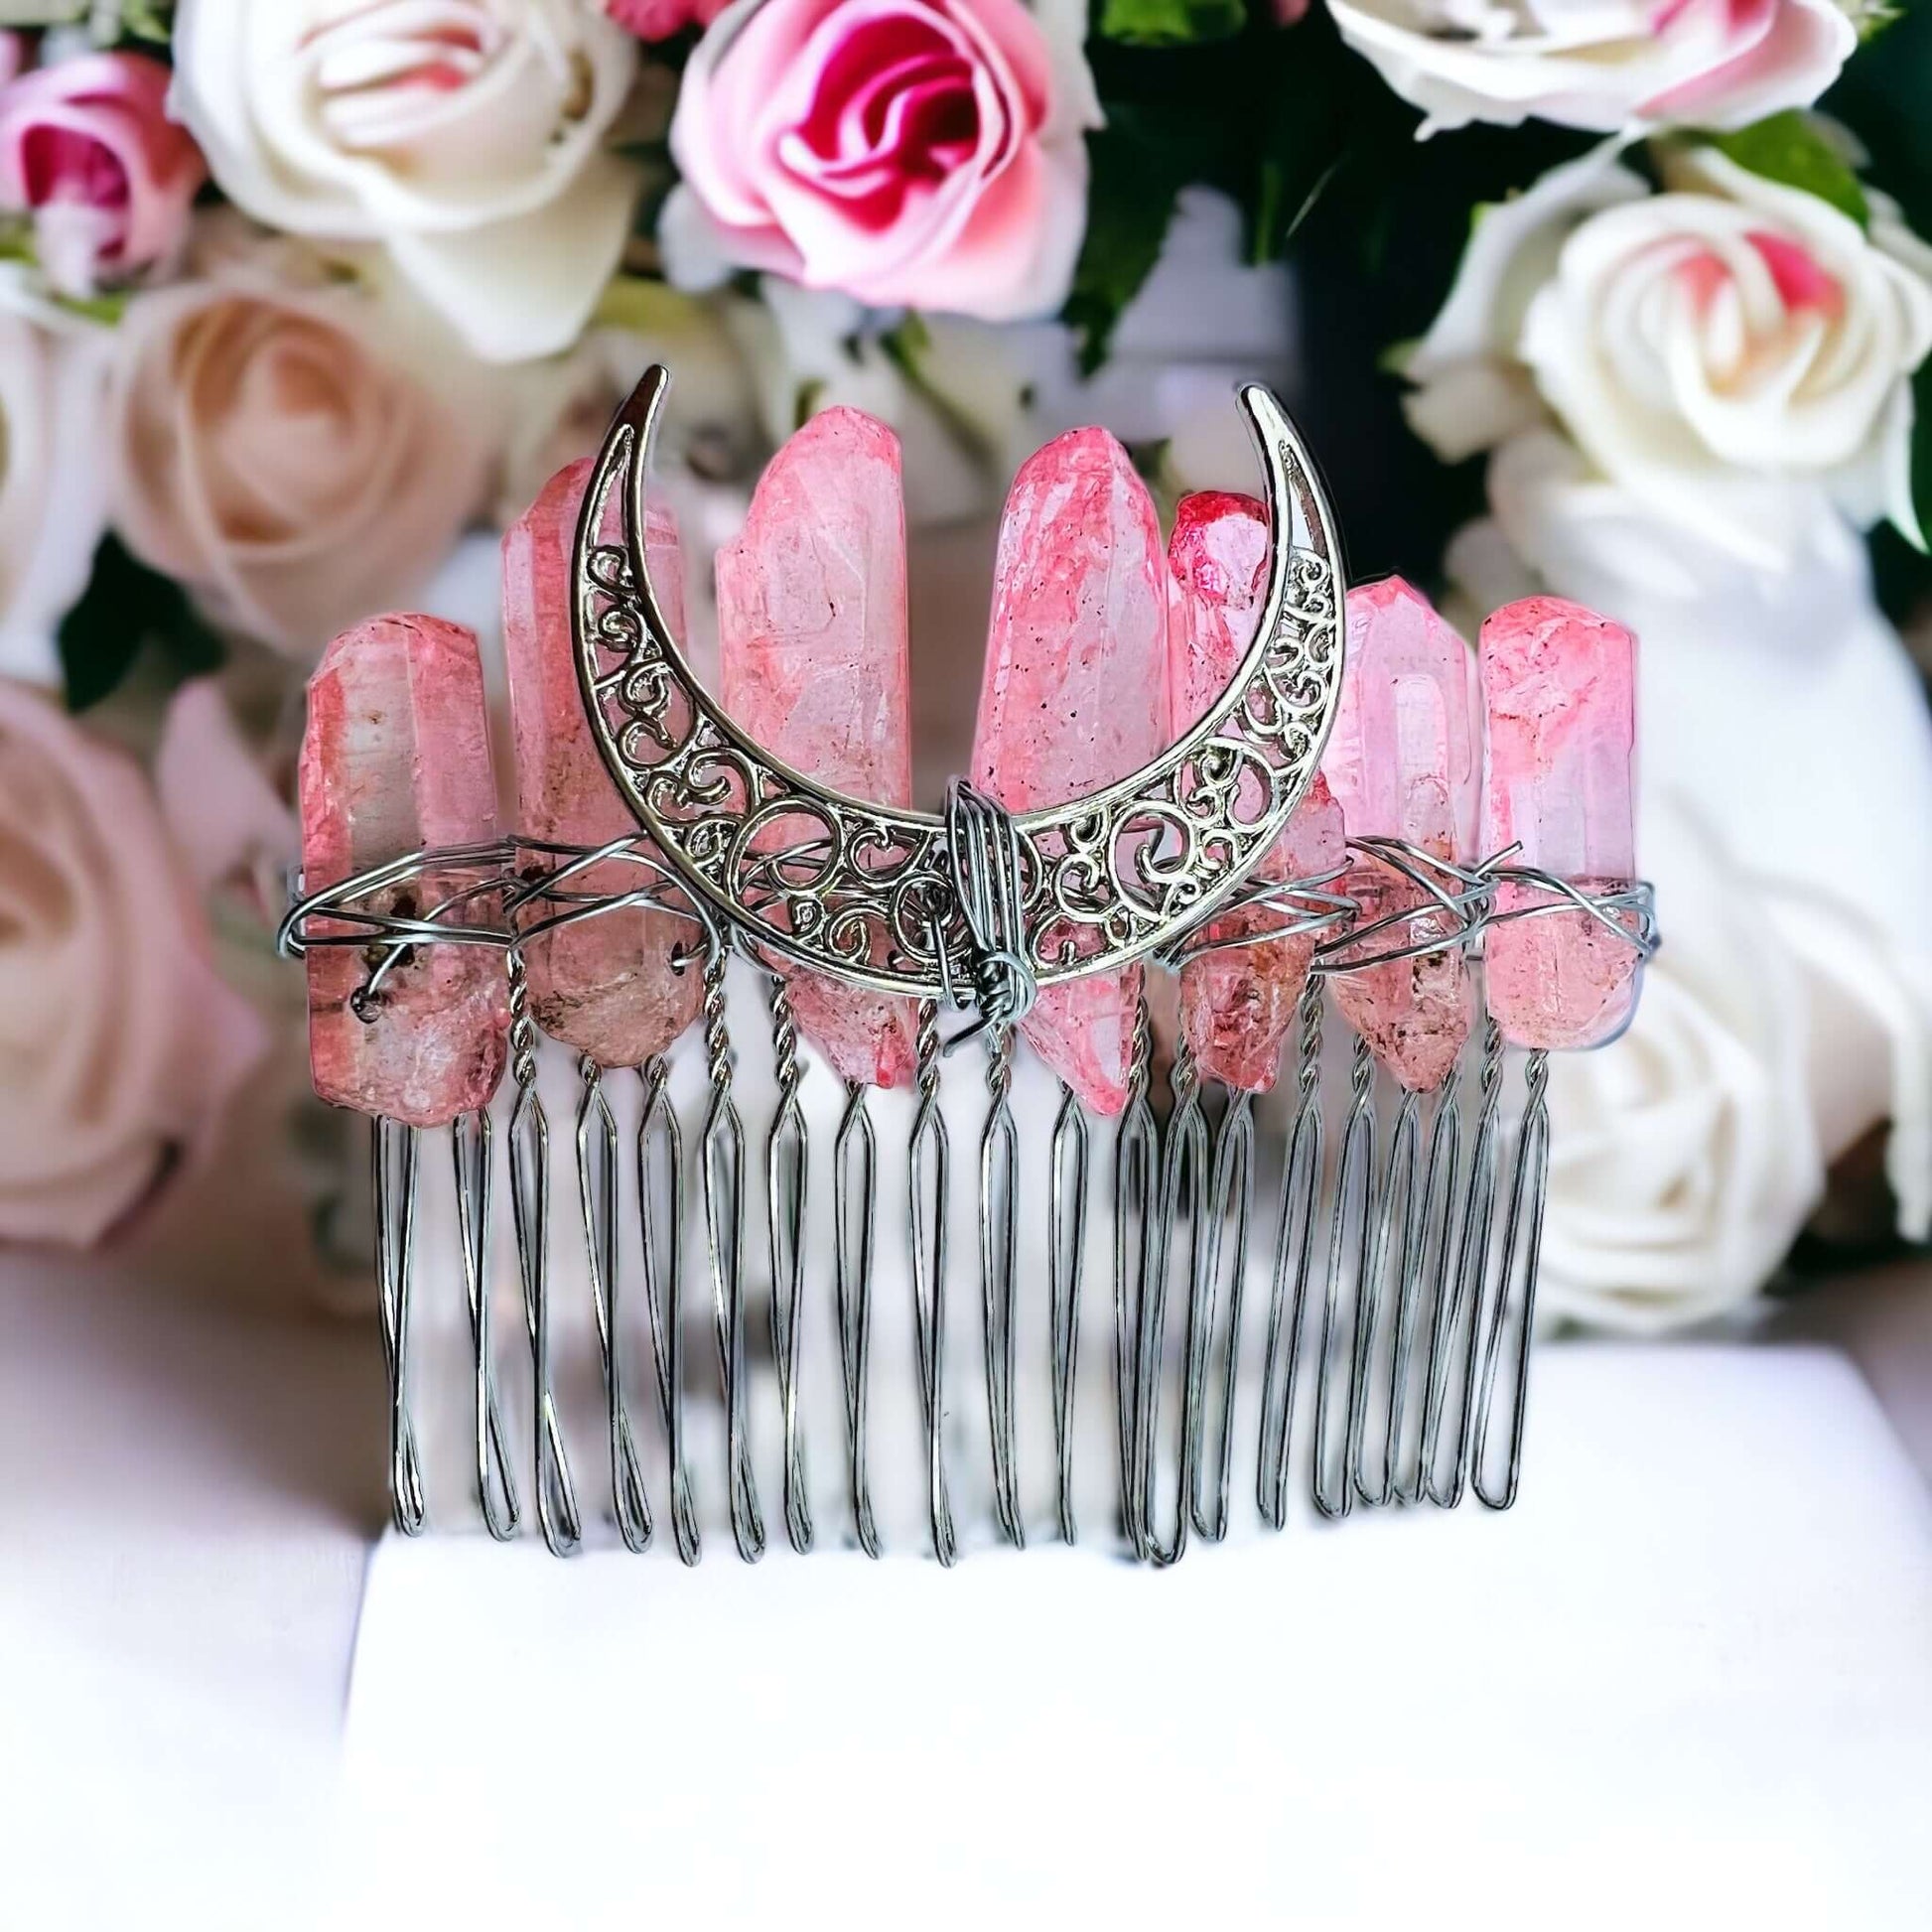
<box><xmin>1191</xmin><ymin>1085</ymin><xmax>1254</xmax><ymax>1545</ymax></box>
<box><xmin>576</xmin><ymin>1056</ymin><xmax>653</xmax><ymax>1553</ymax></box>
<box><xmin>1048</xmin><ymin>1081</ymin><xmax>1089</xmax><ymax>1547</ymax></box>
<box><xmin>1112</xmin><ymin>992</ymin><xmax>1158</xmax><ymax>1558</ymax></box>
<box><xmin>1311</xmin><ymin>1035</ymin><xmax>1376</xmax><ymax>1522</ymax></box>
<box><xmin>506</xmin><ymin>951</ymin><xmax>582</xmax><ymax>1557</ymax></box>
<box><xmin>834</xmin><ymin>1078</ymin><xmax>881</xmax><ymax>1558</ymax></box>
<box><xmin>1133</xmin><ymin>1033</ymin><xmax>1209</xmax><ymax>1568</ymax></box>
<box><xmin>1422</xmin><ymin>1014</ymin><xmax>1504</xmax><ymax>1507</ymax></box>
<box><xmin>907</xmin><ymin>999</ymin><xmax>956</xmax><ymax>1567</ymax></box>
<box><xmin>765</xmin><ymin>975</ymin><xmax>813</xmax><ymax>1555</ymax></box>
<box><xmin>1351</xmin><ymin>1083</ymin><xmax>1421</xmax><ymax>1511</ymax></box>
<box><xmin>637</xmin><ymin>1054</ymin><xmax>699</xmax><ymax>1563</ymax></box>
<box><xmin>980</xmin><ymin>1026</ymin><xmax>1024</xmax><ymax>1550</ymax></box>
<box><xmin>371</xmin><ymin>1116</ymin><xmax>426</xmax><ymax>1536</ymax></box>
<box><xmin>1386</xmin><ymin>1059</ymin><xmax>1463</xmax><ymax>1506</ymax></box>
<box><xmin>452</xmin><ymin>1109</ymin><xmax>518</xmax><ymax>1541</ymax></box>
<box><xmin>699</xmin><ymin>949</ymin><xmax>763</xmax><ymax>1564</ymax></box>
<box><xmin>1258</xmin><ymin>973</ymin><xmax>1325</xmax><ymax>1530</ymax></box>
<box><xmin>1471</xmin><ymin>1047</ymin><xmax>1552</xmax><ymax>1510</ymax></box>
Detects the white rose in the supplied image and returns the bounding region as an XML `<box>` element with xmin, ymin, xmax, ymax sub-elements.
<box><xmin>103</xmin><ymin>216</ymin><xmax>500</xmax><ymax>658</ymax></box>
<box><xmin>1407</xmin><ymin>143</ymin><xmax>1932</xmax><ymax>566</ymax></box>
<box><xmin>170</xmin><ymin>0</ymin><xmax>640</xmax><ymax>362</ymax></box>
<box><xmin>1329</xmin><ymin>0</ymin><xmax>1853</xmax><ymax>137</ymax></box>
<box><xmin>1444</xmin><ymin>431</ymin><xmax>1932</xmax><ymax>1327</ymax></box>
<box><xmin>0</xmin><ymin>277</ymin><xmax>110</xmax><ymax>686</ymax></box>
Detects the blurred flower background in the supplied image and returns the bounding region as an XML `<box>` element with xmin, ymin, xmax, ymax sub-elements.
<box><xmin>0</xmin><ymin>0</ymin><xmax>1928</xmax><ymax>1330</ymax></box>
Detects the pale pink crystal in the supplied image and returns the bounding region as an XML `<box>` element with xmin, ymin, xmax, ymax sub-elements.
<box><xmin>970</xmin><ymin>427</ymin><xmax>1169</xmax><ymax>1115</ymax></box>
<box><xmin>1168</xmin><ymin>491</ymin><xmax>1345</xmax><ymax>1093</ymax></box>
<box><xmin>716</xmin><ymin>407</ymin><xmax>917</xmax><ymax>1088</ymax></box>
<box><xmin>503</xmin><ymin>460</ymin><xmax>702</xmax><ymax>1067</ymax></box>
<box><xmin>301</xmin><ymin>615</ymin><xmax>507</xmax><ymax>1128</ymax></box>
<box><xmin>1325</xmin><ymin>577</ymin><xmax>1479</xmax><ymax>1093</ymax></box>
<box><xmin>1479</xmin><ymin>595</ymin><xmax>1640</xmax><ymax>1051</ymax></box>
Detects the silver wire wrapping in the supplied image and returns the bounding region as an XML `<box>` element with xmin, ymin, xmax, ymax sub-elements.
<box><xmin>282</xmin><ymin>820</ymin><xmax>1656</xmax><ymax>1563</ymax></box>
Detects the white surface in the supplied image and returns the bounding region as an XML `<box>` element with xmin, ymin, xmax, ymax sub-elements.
<box><xmin>0</xmin><ymin>1261</ymin><xmax>379</xmax><ymax>1932</ymax></box>
<box><xmin>333</xmin><ymin>1344</ymin><xmax>1932</xmax><ymax>1932</ymax></box>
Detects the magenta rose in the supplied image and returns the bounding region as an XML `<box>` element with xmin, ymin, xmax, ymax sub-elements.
<box><xmin>665</xmin><ymin>0</ymin><xmax>1097</xmax><ymax>320</ymax></box>
<box><xmin>609</xmin><ymin>0</ymin><xmax>732</xmax><ymax>37</ymax></box>
<box><xmin>0</xmin><ymin>52</ymin><xmax>206</xmax><ymax>298</ymax></box>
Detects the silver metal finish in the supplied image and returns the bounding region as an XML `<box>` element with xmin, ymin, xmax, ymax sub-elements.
<box><xmin>907</xmin><ymin>999</ymin><xmax>956</xmax><ymax>1566</ymax></box>
<box><xmin>573</xmin><ymin>367</ymin><xmax>1346</xmax><ymax>1002</ymax></box>
<box><xmin>765</xmin><ymin>976</ymin><xmax>813</xmax><ymax>1554</ymax></box>
<box><xmin>979</xmin><ymin>1025</ymin><xmax>1024</xmax><ymax>1548</ymax></box>
<box><xmin>1048</xmin><ymin>1082</ymin><xmax>1089</xmax><ymax>1546</ymax></box>
<box><xmin>577</xmin><ymin>1057</ymin><xmax>653</xmax><ymax>1553</ymax></box>
<box><xmin>371</xmin><ymin>1115</ymin><xmax>425</xmax><ymax>1536</ymax></box>
<box><xmin>834</xmin><ymin>1079</ymin><xmax>880</xmax><ymax>1557</ymax></box>
<box><xmin>1112</xmin><ymin>993</ymin><xmax>1158</xmax><ymax>1558</ymax></box>
<box><xmin>452</xmin><ymin>1109</ymin><xmax>518</xmax><ymax>1540</ymax></box>
<box><xmin>637</xmin><ymin>1054</ymin><xmax>698</xmax><ymax>1563</ymax></box>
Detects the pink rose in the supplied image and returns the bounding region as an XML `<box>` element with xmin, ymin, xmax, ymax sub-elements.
<box><xmin>665</xmin><ymin>0</ymin><xmax>1098</xmax><ymax>321</ymax></box>
<box><xmin>608</xmin><ymin>0</ymin><xmax>731</xmax><ymax>37</ymax></box>
<box><xmin>1328</xmin><ymin>0</ymin><xmax>1854</xmax><ymax>136</ymax></box>
<box><xmin>0</xmin><ymin>679</ymin><xmax>266</xmax><ymax>1250</ymax></box>
<box><xmin>0</xmin><ymin>52</ymin><xmax>207</xmax><ymax>298</ymax></box>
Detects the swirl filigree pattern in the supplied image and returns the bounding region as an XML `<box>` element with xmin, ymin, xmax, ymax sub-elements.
<box><xmin>575</xmin><ymin>367</ymin><xmax>1346</xmax><ymax>1001</ymax></box>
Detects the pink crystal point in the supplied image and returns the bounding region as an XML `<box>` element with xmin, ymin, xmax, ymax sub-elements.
<box><xmin>301</xmin><ymin>615</ymin><xmax>508</xmax><ymax>1128</ymax></box>
<box><xmin>1326</xmin><ymin>576</ymin><xmax>1480</xmax><ymax>1093</ymax></box>
<box><xmin>971</xmin><ymin>426</ymin><xmax>1169</xmax><ymax>1115</ymax></box>
<box><xmin>716</xmin><ymin>406</ymin><xmax>917</xmax><ymax>1088</ymax></box>
<box><xmin>1479</xmin><ymin>595</ymin><xmax>1640</xmax><ymax>1050</ymax></box>
<box><xmin>1168</xmin><ymin>491</ymin><xmax>1345</xmax><ymax>1093</ymax></box>
<box><xmin>503</xmin><ymin>459</ymin><xmax>702</xmax><ymax>1068</ymax></box>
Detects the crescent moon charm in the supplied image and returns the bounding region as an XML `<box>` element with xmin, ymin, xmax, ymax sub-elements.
<box><xmin>574</xmin><ymin>365</ymin><xmax>1346</xmax><ymax>1001</ymax></box>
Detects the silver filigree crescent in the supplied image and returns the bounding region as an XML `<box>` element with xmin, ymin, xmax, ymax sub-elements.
<box><xmin>575</xmin><ymin>365</ymin><xmax>1347</xmax><ymax>1000</ymax></box>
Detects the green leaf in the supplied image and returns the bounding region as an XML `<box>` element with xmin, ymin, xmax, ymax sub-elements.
<box><xmin>1904</xmin><ymin>353</ymin><xmax>1932</xmax><ymax>555</ymax></box>
<box><xmin>1061</xmin><ymin>104</ymin><xmax>1224</xmax><ymax>374</ymax></box>
<box><xmin>59</xmin><ymin>534</ymin><xmax>224</xmax><ymax>714</ymax></box>
<box><xmin>1098</xmin><ymin>0</ymin><xmax>1246</xmax><ymax>47</ymax></box>
<box><xmin>1710</xmin><ymin>111</ymin><xmax>1869</xmax><ymax>228</ymax></box>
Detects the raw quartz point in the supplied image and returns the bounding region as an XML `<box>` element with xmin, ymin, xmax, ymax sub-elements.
<box><xmin>1479</xmin><ymin>595</ymin><xmax>1640</xmax><ymax>1050</ymax></box>
<box><xmin>301</xmin><ymin>615</ymin><xmax>507</xmax><ymax>1128</ymax></box>
<box><xmin>716</xmin><ymin>407</ymin><xmax>917</xmax><ymax>1088</ymax></box>
<box><xmin>1168</xmin><ymin>491</ymin><xmax>1345</xmax><ymax>1094</ymax></box>
<box><xmin>502</xmin><ymin>458</ymin><xmax>701</xmax><ymax>1067</ymax></box>
<box><xmin>971</xmin><ymin>426</ymin><xmax>1170</xmax><ymax>1116</ymax></box>
<box><xmin>1325</xmin><ymin>576</ymin><xmax>1479</xmax><ymax>1093</ymax></box>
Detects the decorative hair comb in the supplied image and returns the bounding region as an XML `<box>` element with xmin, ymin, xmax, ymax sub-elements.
<box><xmin>280</xmin><ymin>367</ymin><xmax>1658</xmax><ymax>1565</ymax></box>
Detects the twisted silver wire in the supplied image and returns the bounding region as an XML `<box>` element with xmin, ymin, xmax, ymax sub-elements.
<box><xmin>1193</xmin><ymin>1086</ymin><xmax>1254</xmax><ymax>1543</ymax></box>
<box><xmin>980</xmin><ymin>1024</ymin><xmax>1024</xmax><ymax>1548</ymax></box>
<box><xmin>1048</xmin><ymin>1081</ymin><xmax>1089</xmax><ymax>1546</ymax></box>
<box><xmin>1471</xmin><ymin>1048</ymin><xmax>1552</xmax><ymax>1510</ymax></box>
<box><xmin>1135</xmin><ymin>1031</ymin><xmax>1209</xmax><ymax>1568</ymax></box>
<box><xmin>834</xmin><ymin>1079</ymin><xmax>880</xmax><ymax>1557</ymax></box>
<box><xmin>506</xmin><ymin>949</ymin><xmax>582</xmax><ymax>1558</ymax></box>
<box><xmin>700</xmin><ymin>946</ymin><xmax>763</xmax><ymax>1563</ymax></box>
<box><xmin>577</xmin><ymin>1057</ymin><xmax>653</xmax><ymax>1553</ymax></box>
<box><xmin>1259</xmin><ymin>974</ymin><xmax>1325</xmax><ymax>1530</ymax></box>
<box><xmin>938</xmin><ymin>780</ymin><xmax>1038</xmax><ymax>1051</ymax></box>
<box><xmin>636</xmin><ymin>1055</ymin><xmax>698</xmax><ymax>1564</ymax></box>
<box><xmin>907</xmin><ymin>1000</ymin><xmax>956</xmax><ymax>1566</ymax></box>
<box><xmin>765</xmin><ymin>976</ymin><xmax>813</xmax><ymax>1554</ymax></box>
<box><xmin>1390</xmin><ymin>1061</ymin><xmax>1462</xmax><ymax>1506</ymax></box>
<box><xmin>452</xmin><ymin>1110</ymin><xmax>518</xmax><ymax>1540</ymax></box>
<box><xmin>370</xmin><ymin>1116</ymin><xmax>425</xmax><ymax>1536</ymax></box>
<box><xmin>1350</xmin><ymin>1083</ymin><xmax>1422</xmax><ymax>1510</ymax></box>
<box><xmin>1311</xmin><ymin>1035</ymin><xmax>1376</xmax><ymax>1521</ymax></box>
<box><xmin>1113</xmin><ymin>991</ymin><xmax>1158</xmax><ymax>1558</ymax></box>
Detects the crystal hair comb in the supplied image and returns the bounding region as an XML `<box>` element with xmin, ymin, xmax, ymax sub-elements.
<box><xmin>280</xmin><ymin>366</ymin><xmax>1658</xmax><ymax>1564</ymax></box>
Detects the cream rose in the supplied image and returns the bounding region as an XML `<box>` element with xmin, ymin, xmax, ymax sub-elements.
<box><xmin>0</xmin><ymin>285</ymin><xmax>109</xmax><ymax>686</ymax></box>
<box><xmin>103</xmin><ymin>219</ymin><xmax>497</xmax><ymax>658</ymax></box>
<box><xmin>1329</xmin><ymin>0</ymin><xmax>1854</xmax><ymax>137</ymax></box>
<box><xmin>1407</xmin><ymin>144</ymin><xmax>1932</xmax><ymax>566</ymax></box>
<box><xmin>169</xmin><ymin>0</ymin><xmax>641</xmax><ymax>362</ymax></box>
<box><xmin>0</xmin><ymin>678</ymin><xmax>267</xmax><ymax>1250</ymax></box>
